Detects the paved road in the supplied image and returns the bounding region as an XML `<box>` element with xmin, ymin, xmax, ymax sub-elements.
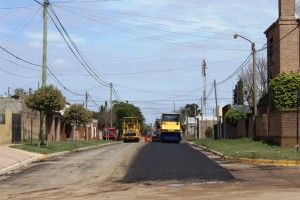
<box><xmin>2</xmin><ymin>142</ymin><xmax>300</xmax><ymax>199</ymax></box>
<box><xmin>123</xmin><ymin>142</ymin><xmax>234</xmax><ymax>182</ymax></box>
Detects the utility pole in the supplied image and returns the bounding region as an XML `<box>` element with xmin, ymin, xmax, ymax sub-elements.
<box><xmin>200</xmin><ymin>97</ymin><xmax>203</xmax><ymax>139</ymax></box>
<box><xmin>214</xmin><ymin>80</ymin><xmax>219</xmax><ymax>139</ymax></box>
<box><xmin>202</xmin><ymin>60</ymin><xmax>207</xmax><ymax>116</ymax></box>
<box><xmin>252</xmin><ymin>42</ymin><xmax>257</xmax><ymax>117</ymax></box>
<box><xmin>173</xmin><ymin>101</ymin><xmax>176</xmax><ymax>113</ymax></box>
<box><xmin>39</xmin><ymin>0</ymin><xmax>49</xmax><ymax>146</ymax></box>
<box><xmin>42</xmin><ymin>0</ymin><xmax>48</xmax><ymax>87</ymax></box>
<box><xmin>110</xmin><ymin>83</ymin><xmax>113</xmax><ymax>127</ymax></box>
<box><xmin>85</xmin><ymin>91</ymin><xmax>88</xmax><ymax>140</ymax></box>
<box><xmin>194</xmin><ymin>105</ymin><xmax>197</xmax><ymax>140</ymax></box>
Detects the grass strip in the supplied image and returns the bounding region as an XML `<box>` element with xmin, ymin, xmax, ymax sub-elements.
<box><xmin>195</xmin><ymin>138</ymin><xmax>300</xmax><ymax>161</ymax></box>
<box><xmin>10</xmin><ymin>140</ymin><xmax>115</xmax><ymax>154</ymax></box>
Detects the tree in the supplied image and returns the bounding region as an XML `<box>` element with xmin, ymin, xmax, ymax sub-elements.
<box><xmin>238</xmin><ymin>55</ymin><xmax>267</xmax><ymax>108</ymax></box>
<box><xmin>63</xmin><ymin>103</ymin><xmax>93</xmax><ymax>128</ymax></box>
<box><xmin>269</xmin><ymin>72</ymin><xmax>300</xmax><ymax>110</ymax></box>
<box><xmin>233</xmin><ymin>79</ymin><xmax>244</xmax><ymax>105</ymax></box>
<box><xmin>14</xmin><ymin>88</ymin><xmax>27</xmax><ymax>96</ymax></box>
<box><xmin>26</xmin><ymin>85</ymin><xmax>66</xmax><ymax>145</ymax></box>
<box><xmin>112</xmin><ymin>101</ymin><xmax>144</xmax><ymax>134</ymax></box>
<box><xmin>179</xmin><ymin>103</ymin><xmax>200</xmax><ymax>118</ymax></box>
<box><xmin>224</xmin><ymin>108</ymin><xmax>247</xmax><ymax>127</ymax></box>
<box><xmin>179</xmin><ymin>103</ymin><xmax>201</xmax><ymax>134</ymax></box>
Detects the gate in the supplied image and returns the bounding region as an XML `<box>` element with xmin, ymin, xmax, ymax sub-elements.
<box><xmin>12</xmin><ymin>114</ymin><xmax>21</xmax><ymax>142</ymax></box>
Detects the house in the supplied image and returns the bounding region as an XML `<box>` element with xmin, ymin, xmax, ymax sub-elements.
<box><xmin>0</xmin><ymin>93</ymin><xmax>100</xmax><ymax>144</ymax></box>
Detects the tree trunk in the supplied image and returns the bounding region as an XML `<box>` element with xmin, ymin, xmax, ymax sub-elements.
<box><xmin>39</xmin><ymin>111</ymin><xmax>46</xmax><ymax>146</ymax></box>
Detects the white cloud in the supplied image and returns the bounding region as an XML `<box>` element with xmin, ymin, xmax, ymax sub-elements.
<box><xmin>52</xmin><ymin>58</ymin><xmax>72</xmax><ymax>70</ymax></box>
<box><xmin>27</xmin><ymin>41</ymin><xmax>42</xmax><ymax>49</ymax></box>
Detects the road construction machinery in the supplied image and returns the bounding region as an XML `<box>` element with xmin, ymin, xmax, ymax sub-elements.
<box><xmin>159</xmin><ymin>113</ymin><xmax>182</xmax><ymax>143</ymax></box>
<box><xmin>122</xmin><ymin>117</ymin><xmax>140</xmax><ymax>142</ymax></box>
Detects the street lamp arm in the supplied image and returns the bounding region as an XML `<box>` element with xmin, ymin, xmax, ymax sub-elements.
<box><xmin>233</xmin><ymin>34</ymin><xmax>254</xmax><ymax>46</ymax></box>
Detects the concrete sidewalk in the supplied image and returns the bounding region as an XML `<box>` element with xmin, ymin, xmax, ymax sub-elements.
<box><xmin>0</xmin><ymin>144</ymin><xmax>45</xmax><ymax>176</ymax></box>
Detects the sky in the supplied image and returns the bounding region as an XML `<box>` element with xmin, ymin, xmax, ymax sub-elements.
<box><xmin>0</xmin><ymin>0</ymin><xmax>280</xmax><ymax>124</ymax></box>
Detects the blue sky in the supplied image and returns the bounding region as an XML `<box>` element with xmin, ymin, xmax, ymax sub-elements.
<box><xmin>0</xmin><ymin>0</ymin><xmax>279</xmax><ymax>124</ymax></box>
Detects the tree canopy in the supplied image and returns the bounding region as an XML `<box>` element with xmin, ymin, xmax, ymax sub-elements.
<box><xmin>269</xmin><ymin>72</ymin><xmax>300</xmax><ymax>110</ymax></box>
<box><xmin>26</xmin><ymin>85</ymin><xmax>66</xmax><ymax>113</ymax></box>
<box><xmin>63</xmin><ymin>103</ymin><xmax>93</xmax><ymax>126</ymax></box>
<box><xmin>112</xmin><ymin>101</ymin><xmax>144</xmax><ymax>131</ymax></box>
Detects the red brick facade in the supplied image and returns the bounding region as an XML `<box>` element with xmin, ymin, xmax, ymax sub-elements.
<box><xmin>265</xmin><ymin>0</ymin><xmax>300</xmax><ymax>78</ymax></box>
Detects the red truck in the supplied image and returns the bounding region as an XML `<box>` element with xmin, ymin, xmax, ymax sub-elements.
<box><xmin>103</xmin><ymin>127</ymin><xmax>117</xmax><ymax>140</ymax></box>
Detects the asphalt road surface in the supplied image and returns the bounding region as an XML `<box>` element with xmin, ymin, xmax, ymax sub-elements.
<box><xmin>122</xmin><ymin>142</ymin><xmax>234</xmax><ymax>182</ymax></box>
<box><xmin>1</xmin><ymin>141</ymin><xmax>300</xmax><ymax>200</ymax></box>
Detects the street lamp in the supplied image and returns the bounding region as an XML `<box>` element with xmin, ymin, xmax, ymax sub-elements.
<box><xmin>295</xmin><ymin>89</ymin><xmax>299</xmax><ymax>151</ymax></box>
<box><xmin>234</xmin><ymin>34</ymin><xmax>257</xmax><ymax>116</ymax></box>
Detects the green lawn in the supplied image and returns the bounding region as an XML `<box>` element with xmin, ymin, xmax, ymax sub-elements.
<box><xmin>195</xmin><ymin>138</ymin><xmax>300</xmax><ymax>161</ymax></box>
<box><xmin>10</xmin><ymin>140</ymin><xmax>115</xmax><ymax>154</ymax></box>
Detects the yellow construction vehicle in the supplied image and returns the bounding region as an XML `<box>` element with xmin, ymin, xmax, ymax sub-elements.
<box><xmin>159</xmin><ymin>113</ymin><xmax>182</xmax><ymax>143</ymax></box>
<box><xmin>122</xmin><ymin>117</ymin><xmax>140</xmax><ymax>142</ymax></box>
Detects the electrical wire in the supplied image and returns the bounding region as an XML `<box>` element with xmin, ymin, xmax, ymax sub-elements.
<box><xmin>217</xmin><ymin>54</ymin><xmax>252</xmax><ymax>85</ymax></box>
<box><xmin>47</xmin><ymin>4</ymin><xmax>110</xmax><ymax>87</ymax></box>
<box><xmin>1</xmin><ymin>6</ymin><xmax>42</xmax><ymax>47</ymax></box>
<box><xmin>88</xmin><ymin>93</ymin><xmax>100</xmax><ymax>107</ymax></box>
<box><xmin>52</xmin><ymin>5</ymin><xmax>250</xmax><ymax>52</ymax></box>
<box><xmin>0</xmin><ymin>45</ymin><xmax>85</xmax><ymax>96</ymax></box>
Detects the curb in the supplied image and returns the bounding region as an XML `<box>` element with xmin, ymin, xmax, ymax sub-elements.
<box><xmin>186</xmin><ymin>141</ymin><xmax>300</xmax><ymax>166</ymax></box>
<box><xmin>0</xmin><ymin>141</ymin><xmax>121</xmax><ymax>176</ymax></box>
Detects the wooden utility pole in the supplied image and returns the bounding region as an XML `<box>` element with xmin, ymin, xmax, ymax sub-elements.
<box><xmin>110</xmin><ymin>83</ymin><xmax>113</xmax><ymax>127</ymax></box>
<box><xmin>85</xmin><ymin>91</ymin><xmax>88</xmax><ymax>140</ymax></box>
<box><xmin>214</xmin><ymin>80</ymin><xmax>219</xmax><ymax>139</ymax></box>
<box><xmin>202</xmin><ymin>60</ymin><xmax>207</xmax><ymax>116</ymax></box>
<box><xmin>42</xmin><ymin>0</ymin><xmax>48</xmax><ymax>87</ymax></box>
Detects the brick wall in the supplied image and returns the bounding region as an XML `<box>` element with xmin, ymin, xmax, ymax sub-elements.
<box><xmin>256</xmin><ymin>114</ymin><xmax>268</xmax><ymax>137</ymax></box>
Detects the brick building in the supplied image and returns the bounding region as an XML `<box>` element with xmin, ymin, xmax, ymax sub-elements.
<box><xmin>265</xmin><ymin>0</ymin><xmax>300</xmax><ymax>78</ymax></box>
<box><xmin>224</xmin><ymin>0</ymin><xmax>300</xmax><ymax>146</ymax></box>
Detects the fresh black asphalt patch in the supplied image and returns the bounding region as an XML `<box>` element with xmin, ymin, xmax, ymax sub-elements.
<box><xmin>122</xmin><ymin>142</ymin><xmax>234</xmax><ymax>182</ymax></box>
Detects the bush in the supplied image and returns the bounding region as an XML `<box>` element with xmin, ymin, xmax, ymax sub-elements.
<box><xmin>205</xmin><ymin>126</ymin><xmax>213</xmax><ymax>139</ymax></box>
<box><xmin>269</xmin><ymin>72</ymin><xmax>300</xmax><ymax>110</ymax></box>
<box><xmin>225</xmin><ymin>108</ymin><xmax>247</xmax><ymax>127</ymax></box>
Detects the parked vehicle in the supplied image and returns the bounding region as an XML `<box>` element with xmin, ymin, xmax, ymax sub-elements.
<box><xmin>103</xmin><ymin>127</ymin><xmax>117</xmax><ymax>140</ymax></box>
<box><xmin>122</xmin><ymin>117</ymin><xmax>140</xmax><ymax>142</ymax></box>
<box><xmin>151</xmin><ymin>130</ymin><xmax>159</xmax><ymax>141</ymax></box>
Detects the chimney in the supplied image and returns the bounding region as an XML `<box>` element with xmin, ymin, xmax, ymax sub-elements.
<box><xmin>279</xmin><ymin>0</ymin><xmax>296</xmax><ymax>19</ymax></box>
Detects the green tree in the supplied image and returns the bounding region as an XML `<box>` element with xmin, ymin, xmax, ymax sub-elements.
<box><xmin>14</xmin><ymin>88</ymin><xmax>27</xmax><ymax>96</ymax></box>
<box><xmin>269</xmin><ymin>72</ymin><xmax>300</xmax><ymax>110</ymax></box>
<box><xmin>233</xmin><ymin>79</ymin><xmax>244</xmax><ymax>105</ymax></box>
<box><xmin>180</xmin><ymin>103</ymin><xmax>200</xmax><ymax>117</ymax></box>
<box><xmin>63</xmin><ymin>103</ymin><xmax>93</xmax><ymax>127</ymax></box>
<box><xmin>112</xmin><ymin>101</ymin><xmax>144</xmax><ymax>134</ymax></box>
<box><xmin>26</xmin><ymin>85</ymin><xmax>66</xmax><ymax>145</ymax></box>
<box><xmin>224</xmin><ymin>108</ymin><xmax>247</xmax><ymax>127</ymax></box>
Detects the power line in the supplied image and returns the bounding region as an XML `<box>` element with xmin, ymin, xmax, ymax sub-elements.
<box><xmin>0</xmin><ymin>44</ymin><xmax>85</xmax><ymax>96</ymax></box>
<box><xmin>47</xmin><ymin>4</ymin><xmax>110</xmax><ymax>87</ymax></box>
<box><xmin>217</xmin><ymin>54</ymin><xmax>252</xmax><ymax>85</ymax></box>
<box><xmin>53</xmin><ymin>5</ymin><xmax>250</xmax><ymax>52</ymax></box>
<box><xmin>88</xmin><ymin>93</ymin><xmax>100</xmax><ymax>107</ymax></box>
